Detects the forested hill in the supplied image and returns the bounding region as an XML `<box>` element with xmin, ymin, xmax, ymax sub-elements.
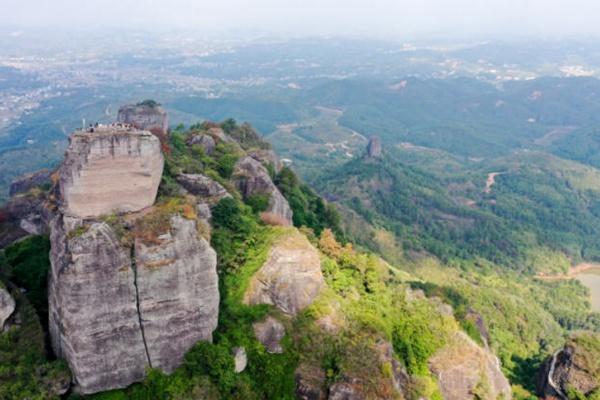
<box><xmin>316</xmin><ymin>146</ymin><xmax>600</xmax><ymax>273</ymax></box>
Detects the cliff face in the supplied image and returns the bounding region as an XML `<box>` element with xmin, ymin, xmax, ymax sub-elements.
<box><xmin>134</xmin><ymin>215</ymin><xmax>219</xmax><ymax>373</ymax></box>
<box><xmin>117</xmin><ymin>103</ymin><xmax>169</xmax><ymax>136</ymax></box>
<box><xmin>48</xmin><ymin>213</ymin><xmax>219</xmax><ymax>394</ymax></box>
<box><xmin>59</xmin><ymin>126</ymin><xmax>163</xmax><ymax>218</ymax></box>
<box><xmin>48</xmin><ymin>217</ymin><xmax>148</xmax><ymax>394</ymax></box>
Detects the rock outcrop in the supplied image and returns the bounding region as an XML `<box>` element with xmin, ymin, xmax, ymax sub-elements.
<box><xmin>9</xmin><ymin>168</ymin><xmax>52</xmax><ymax>196</ymax></box>
<box><xmin>366</xmin><ymin>136</ymin><xmax>382</xmax><ymax>158</ymax></box>
<box><xmin>233</xmin><ymin>156</ymin><xmax>293</xmax><ymax>226</ymax></box>
<box><xmin>59</xmin><ymin>126</ymin><xmax>163</xmax><ymax>218</ymax></box>
<box><xmin>537</xmin><ymin>333</ymin><xmax>600</xmax><ymax>400</ymax></box>
<box><xmin>233</xmin><ymin>347</ymin><xmax>247</xmax><ymax>373</ymax></box>
<box><xmin>49</xmin><ymin>126</ymin><xmax>218</xmax><ymax>396</ymax></box>
<box><xmin>117</xmin><ymin>102</ymin><xmax>169</xmax><ymax>136</ymax></box>
<box><xmin>429</xmin><ymin>331</ymin><xmax>511</xmax><ymax>400</ymax></box>
<box><xmin>0</xmin><ymin>286</ymin><xmax>15</xmax><ymax>331</ymax></box>
<box><xmin>253</xmin><ymin>316</ymin><xmax>286</xmax><ymax>354</ymax></box>
<box><xmin>187</xmin><ymin>134</ymin><xmax>216</xmax><ymax>155</ymax></box>
<box><xmin>244</xmin><ymin>229</ymin><xmax>323</xmax><ymax>316</ymax></box>
<box><xmin>176</xmin><ymin>173</ymin><xmax>231</xmax><ymax>205</ymax></box>
<box><xmin>48</xmin><ymin>213</ymin><xmax>219</xmax><ymax>394</ymax></box>
<box><xmin>248</xmin><ymin>149</ymin><xmax>282</xmax><ymax>172</ymax></box>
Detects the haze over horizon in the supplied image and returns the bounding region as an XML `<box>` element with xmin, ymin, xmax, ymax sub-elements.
<box><xmin>3</xmin><ymin>0</ymin><xmax>600</xmax><ymax>40</ymax></box>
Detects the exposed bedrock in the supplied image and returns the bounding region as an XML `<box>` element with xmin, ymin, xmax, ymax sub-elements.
<box><xmin>58</xmin><ymin>127</ymin><xmax>163</xmax><ymax>218</ymax></box>
<box><xmin>48</xmin><ymin>213</ymin><xmax>219</xmax><ymax>394</ymax></box>
<box><xmin>233</xmin><ymin>156</ymin><xmax>292</xmax><ymax>226</ymax></box>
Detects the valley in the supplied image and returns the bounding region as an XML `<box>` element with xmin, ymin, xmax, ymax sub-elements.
<box><xmin>1</xmin><ymin>34</ymin><xmax>600</xmax><ymax>399</ymax></box>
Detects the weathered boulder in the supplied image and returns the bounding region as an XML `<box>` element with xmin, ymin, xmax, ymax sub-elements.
<box><xmin>48</xmin><ymin>218</ymin><xmax>148</xmax><ymax>394</ymax></box>
<box><xmin>233</xmin><ymin>347</ymin><xmax>247</xmax><ymax>373</ymax></box>
<box><xmin>176</xmin><ymin>173</ymin><xmax>231</xmax><ymax>205</ymax></box>
<box><xmin>0</xmin><ymin>286</ymin><xmax>15</xmax><ymax>331</ymax></box>
<box><xmin>366</xmin><ymin>136</ymin><xmax>382</xmax><ymax>158</ymax></box>
<box><xmin>248</xmin><ymin>149</ymin><xmax>281</xmax><ymax>172</ymax></box>
<box><xmin>49</xmin><ymin>212</ymin><xmax>219</xmax><ymax>394</ymax></box>
<box><xmin>233</xmin><ymin>156</ymin><xmax>292</xmax><ymax>226</ymax></box>
<box><xmin>117</xmin><ymin>102</ymin><xmax>168</xmax><ymax>136</ymax></box>
<box><xmin>537</xmin><ymin>333</ymin><xmax>600</xmax><ymax>400</ymax></box>
<box><xmin>429</xmin><ymin>331</ymin><xmax>511</xmax><ymax>400</ymax></box>
<box><xmin>244</xmin><ymin>229</ymin><xmax>324</xmax><ymax>316</ymax></box>
<box><xmin>134</xmin><ymin>215</ymin><xmax>219</xmax><ymax>373</ymax></box>
<box><xmin>187</xmin><ymin>134</ymin><xmax>216</xmax><ymax>155</ymax></box>
<box><xmin>9</xmin><ymin>168</ymin><xmax>52</xmax><ymax>196</ymax></box>
<box><xmin>253</xmin><ymin>316</ymin><xmax>285</xmax><ymax>354</ymax></box>
<box><xmin>59</xmin><ymin>126</ymin><xmax>163</xmax><ymax>218</ymax></box>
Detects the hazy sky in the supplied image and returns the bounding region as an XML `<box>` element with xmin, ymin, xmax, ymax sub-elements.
<box><xmin>3</xmin><ymin>0</ymin><xmax>600</xmax><ymax>38</ymax></box>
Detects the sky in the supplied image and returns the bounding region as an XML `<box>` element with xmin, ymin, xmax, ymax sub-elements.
<box><xmin>3</xmin><ymin>0</ymin><xmax>600</xmax><ymax>39</ymax></box>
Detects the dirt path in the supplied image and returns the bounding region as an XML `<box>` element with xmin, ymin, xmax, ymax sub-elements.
<box><xmin>535</xmin><ymin>262</ymin><xmax>600</xmax><ymax>281</ymax></box>
<box><xmin>484</xmin><ymin>172</ymin><xmax>503</xmax><ymax>194</ymax></box>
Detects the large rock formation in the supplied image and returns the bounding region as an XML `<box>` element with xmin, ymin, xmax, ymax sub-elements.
<box><xmin>59</xmin><ymin>125</ymin><xmax>163</xmax><ymax>218</ymax></box>
<box><xmin>117</xmin><ymin>102</ymin><xmax>169</xmax><ymax>136</ymax></box>
<box><xmin>49</xmin><ymin>125</ymin><xmax>218</xmax><ymax>394</ymax></box>
<box><xmin>134</xmin><ymin>215</ymin><xmax>219</xmax><ymax>373</ymax></box>
<box><xmin>244</xmin><ymin>229</ymin><xmax>323</xmax><ymax>316</ymax></box>
<box><xmin>233</xmin><ymin>156</ymin><xmax>293</xmax><ymax>226</ymax></box>
<box><xmin>48</xmin><ymin>213</ymin><xmax>219</xmax><ymax>394</ymax></box>
<box><xmin>429</xmin><ymin>331</ymin><xmax>512</xmax><ymax>400</ymax></box>
<box><xmin>537</xmin><ymin>333</ymin><xmax>600</xmax><ymax>399</ymax></box>
<box><xmin>0</xmin><ymin>285</ymin><xmax>15</xmax><ymax>331</ymax></box>
<box><xmin>366</xmin><ymin>136</ymin><xmax>382</xmax><ymax>158</ymax></box>
<box><xmin>48</xmin><ymin>218</ymin><xmax>148</xmax><ymax>394</ymax></box>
